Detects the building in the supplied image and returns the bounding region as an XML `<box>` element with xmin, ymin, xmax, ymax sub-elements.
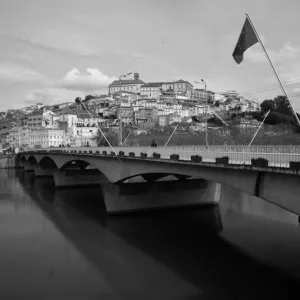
<box><xmin>161</xmin><ymin>80</ymin><xmax>193</xmax><ymax>97</ymax></box>
<box><xmin>156</xmin><ymin>103</ymin><xmax>182</xmax><ymax>116</ymax></box>
<box><xmin>25</xmin><ymin>128</ymin><xmax>66</xmax><ymax>148</ymax></box>
<box><xmin>118</xmin><ymin>107</ymin><xmax>134</xmax><ymax>125</ymax></box>
<box><xmin>27</xmin><ymin>108</ymin><xmax>58</xmax><ymax>128</ymax></box>
<box><xmin>158</xmin><ymin>114</ymin><xmax>174</xmax><ymax>127</ymax></box>
<box><xmin>54</xmin><ymin>102</ymin><xmax>73</xmax><ymax>109</ymax></box>
<box><xmin>59</xmin><ymin>107</ymin><xmax>78</xmax><ymax>126</ymax></box>
<box><xmin>190</xmin><ymin>89</ymin><xmax>215</xmax><ymax>103</ymax></box>
<box><xmin>109</xmin><ymin>73</ymin><xmax>145</xmax><ymax>95</ymax></box>
<box><xmin>7</xmin><ymin>127</ymin><xmax>30</xmax><ymax>148</ymax></box>
<box><xmin>219</xmin><ymin>90</ymin><xmax>241</xmax><ymax>100</ymax></box>
<box><xmin>133</xmin><ymin>99</ymin><xmax>158</xmax><ymax>110</ymax></box>
<box><xmin>232</xmin><ymin>118</ymin><xmax>261</xmax><ymax>129</ymax></box>
<box><xmin>169</xmin><ymin>114</ymin><xmax>182</xmax><ymax>124</ymax></box>
<box><xmin>0</xmin><ymin>116</ymin><xmax>20</xmax><ymax>130</ymax></box>
<box><xmin>27</xmin><ymin>110</ymin><xmax>44</xmax><ymax>127</ymax></box>
<box><xmin>74</xmin><ymin>126</ymin><xmax>98</xmax><ymax>147</ymax></box>
<box><xmin>140</xmin><ymin>82</ymin><xmax>163</xmax><ymax>99</ymax></box>
<box><xmin>135</xmin><ymin>108</ymin><xmax>158</xmax><ymax>124</ymax></box>
<box><xmin>59</xmin><ymin>107</ymin><xmax>78</xmax><ymax>136</ymax></box>
<box><xmin>214</xmin><ymin>93</ymin><xmax>226</xmax><ymax>103</ymax></box>
<box><xmin>76</xmin><ymin>111</ymin><xmax>103</xmax><ymax>127</ymax></box>
<box><xmin>112</xmin><ymin>91</ymin><xmax>138</xmax><ymax>102</ymax></box>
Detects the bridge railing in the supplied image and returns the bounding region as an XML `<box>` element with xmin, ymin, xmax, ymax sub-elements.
<box><xmin>19</xmin><ymin>145</ymin><xmax>300</xmax><ymax>167</ymax></box>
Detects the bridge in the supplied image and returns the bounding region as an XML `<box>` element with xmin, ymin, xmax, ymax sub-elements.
<box><xmin>17</xmin><ymin>145</ymin><xmax>300</xmax><ymax>216</ymax></box>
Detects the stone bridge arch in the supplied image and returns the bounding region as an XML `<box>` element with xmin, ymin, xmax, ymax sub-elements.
<box><xmin>19</xmin><ymin>153</ymin><xmax>258</xmax><ymax>196</ymax></box>
<box><xmin>39</xmin><ymin>156</ymin><xmax>58</xmax><ymax>169</ymax></box>
<box><xmin>16</xmin><ymin>151</ymin><xmax>300</xmax><ymax>216</ymax></box>
<box><xmin>19</xmin><ymin>155</ymin><xmax>27</xmax><ymax>167</ymax></box>
<box><xmin>22</xmin><ymin>155</ymin><xmax>38</xmax><ymax>172</ymax></box>
<box><xmin>60</xmin><ymin>159</ymin><xmax>96</xmax><ymax>171</ymax></box>
<box><xmin>27</xmin><ymin>156</ymin><xmax>38</xmax><ymax>164</ymax></box>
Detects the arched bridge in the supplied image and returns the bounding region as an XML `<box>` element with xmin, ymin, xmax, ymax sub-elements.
<box><xmin>18</xmin><ymin>145</ymin><xmax>300</xmax><ymax>216</ymax></box>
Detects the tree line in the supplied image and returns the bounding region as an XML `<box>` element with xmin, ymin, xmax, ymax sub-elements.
<box><xmin>208</xmin><ymin>95</ymin><xmax>300</xmax><ymax>132</ymax></box>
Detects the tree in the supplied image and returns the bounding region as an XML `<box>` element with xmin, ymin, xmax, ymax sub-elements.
<box><xmin>264</xmin><ymin>112</ymin><xmax>284</xmax><ymax>125</ymax></box>
<box><xmin>85</xmin><ymin>95</ymin><xmax>94</xmax><ymax>102</ymax></box>
<box><xmin>75</xmin><ymin>97</ymin><xmax>82</xmax><ymax>105</ymax></box>
<box><xmin>260</xmin><ymin>99</ymin><xmax>275</xmax><ymax>113</ymax></box>
<box><xmin>273</xmin><ymin>95</ymin><xmax>292</xmax><ymax>115</ymax></box>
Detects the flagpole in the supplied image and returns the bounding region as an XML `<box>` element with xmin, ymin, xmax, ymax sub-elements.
<box><xmin>245</xmin><ymin>12</ymin><xmax>300</xmax><ymax>128</ymax></box>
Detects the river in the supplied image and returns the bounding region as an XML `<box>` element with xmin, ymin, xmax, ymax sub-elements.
<box><xmin>1</xmin><ymin>169</ymin><xmax>300</xmax><ymax>299</ymax></box>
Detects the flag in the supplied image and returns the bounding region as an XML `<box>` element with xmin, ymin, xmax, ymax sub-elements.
<box><xmin>232</xmin><ymin>17</ymin><xmax>259</xmax><ymax>64</ymax></box>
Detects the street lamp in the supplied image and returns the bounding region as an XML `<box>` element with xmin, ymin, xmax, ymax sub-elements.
<box><xmin>118</xmin><ymin>72</ymin><xmax>132</xmax><ymax>146</ymax></box>
<box><xmin>194</xmin><ymin>79</ymin><xmax>208</xmax><ymax>148</ymax></box>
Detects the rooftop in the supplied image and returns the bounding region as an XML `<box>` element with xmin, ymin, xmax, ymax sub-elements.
<box><xmin>109</xmin><ymin>79</ymin><xmax>145</xmax><ymax>87</ymax></box>
<box><xmin>60</xmin><ymin>107</ymin><xmax>77</xmax><ymax>115</ymax></box>
<box><xmin>27</xmin><ymin>109</ymin><xmax>43</xmax><ymax>116</ymax></box>
<box><xmin>77</xmin><ymin>111</ymin><xmax>99</xmax><ymax>119</ymax></box>
<box><xmin>141</xmin><ymin>82</ymin><xmax>163</xmax><ymax>88</ymax></box>
<box><xmin>113</xmin><ymin>90</ymin><xmax>137</xmax><ymax>95</ymax></box>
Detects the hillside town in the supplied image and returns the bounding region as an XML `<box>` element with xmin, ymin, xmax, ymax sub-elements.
<box><xmin>0</xmin><ymin>72</ymin><xmax>262</xmax><ymax>152</ymax></box>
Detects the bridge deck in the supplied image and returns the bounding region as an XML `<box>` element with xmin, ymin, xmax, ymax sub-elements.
<box><xmin>20</xmin><ymin>146</ymin><xmax>300</xmax><ymax>169</ymax></box>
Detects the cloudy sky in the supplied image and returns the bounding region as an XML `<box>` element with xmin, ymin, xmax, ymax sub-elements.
<box><xmin>1</xmin><ymin>0</ymin><xmax>300</xmax><ymax>110</ymax></box>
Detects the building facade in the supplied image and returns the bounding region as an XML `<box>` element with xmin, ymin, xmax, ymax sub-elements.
<box><xmin>161</xmin><ymin>80</ymin><xmax>193</xmax><ymax>97</ymax></box>
<box><xmin>190</xmin><ymin>89</ymin><xmax>215</xmax><ymax>103</ymax></box>
<box><xmin>135</xmin><ymin>108</ymin><xmax>158</xmax><ymax>124</ymax></box>
<box><xmin>108</xmin><ymin>73</ymin><xmax>145</xmax><ymax>95</ymax></box>
<box><xmin>118</xmin><ymin>107</ymin><xmax>135</xmax><ymax>124</ymax></box>
<box><xmin>8</xmin><ymin>127</ymin><xmax>30</xmax><ymax>148</ymax></box>
<box><xmin>140</xmin><ymin>82</ymin><xmax>163</xmax><ymax>99</ymax></box>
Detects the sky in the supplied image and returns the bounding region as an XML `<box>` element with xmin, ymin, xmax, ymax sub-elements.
<box><xmin>1</xmin><ymin>0</ymin><xmax>300</xmax><ymax>110</ymax></box>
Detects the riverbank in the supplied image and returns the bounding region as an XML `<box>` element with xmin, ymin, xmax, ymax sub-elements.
<box><xmin>0</xmin><ymin>155</ymin><xmax>17</xmax><ymax>169</ymax></box>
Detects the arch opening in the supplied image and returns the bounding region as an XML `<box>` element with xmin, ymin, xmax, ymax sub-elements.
<box><xmin>39</xmin><ymin>157</ymin><xmax>58</xmax><ymax>170</ymax></box>
<box><xmin>116</xmin><ymin>173</ymin><xmax>194</xmax><ymax>184</ymax></box>
<box><xmin>60</xmin><ymin>159</ymin><xmax>99</xmax><ymax>171</ymax></box>
<box><xmin>27</xmin><ymin>156</ymin><xmax>38</xmax><ymax>165</ymax></box>
<box><xmin>54</xmin><ymin>159</ymin><xmax>110</xmax><ymax>188</ymax></box>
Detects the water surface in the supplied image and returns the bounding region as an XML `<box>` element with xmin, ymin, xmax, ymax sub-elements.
<box><xmin>1</xmin><ymin>169</ymin><xmax>300</xmax><ymax>299</ymax></box>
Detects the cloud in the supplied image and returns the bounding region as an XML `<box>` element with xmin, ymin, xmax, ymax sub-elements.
<box><xmin>0</xmin><ymin>63</ymin><xmax>45</xmax><ymax>83</ymax></box>
<box><xmin>291</xmin><ymin>87</ymin><xmax>300</xmax><ymax>96</ymax></box>
<box><xmin>24</xmin><ymin>87</ymin><xmax>84</xmax><ymax>106</ymax></box>
<box><xmin>61</xmin><ymin>68</ymin><xmax>117</xmax><ymax>92</ymax></box>
<box><xmin>20</xmin><ymin>67</ymin><xmax>117</xmax><ymax>108</ymax></box>
<box><xmin>245</xmin><ymin>42</ymin><xmax>300</xmax><ymax>64</ymax></box>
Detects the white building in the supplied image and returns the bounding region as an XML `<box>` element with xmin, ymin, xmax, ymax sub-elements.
<box><xmin>27</xmin><ymin>108</ymin><xmax>59</xmax><ymax>128</ymax></box>
<box><xmin>214</xmin><ymin>93</ymin><xmax>226</xmax><ymax>103</ymax></box>
<box><xmin>7</xmin><ymin>127</ymin><xmax>72</xmax><ymax>149</ymax></box>
<box><xmin>8</xmin><ymin>127</ymin><xmax>30</xmax><ymax>148</ymax></box>
<box><xmin>74</xmin><ymin>127</ymin><xmax>98</xmax><ymax>147</ymax></box>
<box><xmin>140</xmin><ymin>82</ymin><xmax>162</xmax><ymax>99</ymax></box>
<box><xmin>133</xmin><ymin>99</ymin><xmax>158</xmax><ymax>110</ymax></box>
<box><xmin>59</xmin><ymin>107</ymin><xmax>78</xmax><ymax>126</ymax></box>
<box><xmin>76</xmin><ymin>111</ymin><xmax>103</xmax><ymax>127</ymax></box>
<box><xmin>109</xmin><ymin>73</ymin><xmax>145</xmax><ymax>95</ymax></box>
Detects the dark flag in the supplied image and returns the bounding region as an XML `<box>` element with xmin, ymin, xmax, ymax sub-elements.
<box><xmin>232</xmin><ymin>17</ymin><xmax>259</xmax><ymax>64</ymax></box>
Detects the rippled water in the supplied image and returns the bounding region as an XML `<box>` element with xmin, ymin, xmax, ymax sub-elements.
<box><xmin>1</xmin><ymin>169</ymin><xmax>300</xmax><ymax>299</ymax></box>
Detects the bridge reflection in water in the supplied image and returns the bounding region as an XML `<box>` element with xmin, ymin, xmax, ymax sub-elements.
<box><xmin>1</xmin><ymin>169</ymin><xmax>300</xmax><ymax>299</ymax></box>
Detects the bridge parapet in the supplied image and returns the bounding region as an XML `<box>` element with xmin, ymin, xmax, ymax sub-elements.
<box><xmin>19</xmin><ymin>145</ymin><xmax>300</xmax><ymax>169</ymax></box>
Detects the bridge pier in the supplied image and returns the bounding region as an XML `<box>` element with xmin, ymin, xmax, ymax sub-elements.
<box><xmin>102</xmin><ymin>179</ymin><xmax>221</xmax><ymax>215</ymax></box>
<box><xmin>259</xmin><ymin>172</ymin><xmax>300</xmax><ymax>215</ymax></box>
<box><xmin>34</xmin><ymin>165</ymin><xmax>57</xmax><ymax>177</ymax></box>
<box><xmin>24</xmin><ymin>161</ymin><xmax>36</xmax><ymax>172</ymax></box>
<box><xmin>53</xmin><ymin>169</ymin><xmax>108</xmax><ymax>188</ymax></box>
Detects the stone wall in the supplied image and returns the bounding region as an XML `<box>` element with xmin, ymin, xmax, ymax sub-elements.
<box><xmin>0</xmin><ymin>156</ymin><xmax>17</xmax><ymax>169</ymax></box>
